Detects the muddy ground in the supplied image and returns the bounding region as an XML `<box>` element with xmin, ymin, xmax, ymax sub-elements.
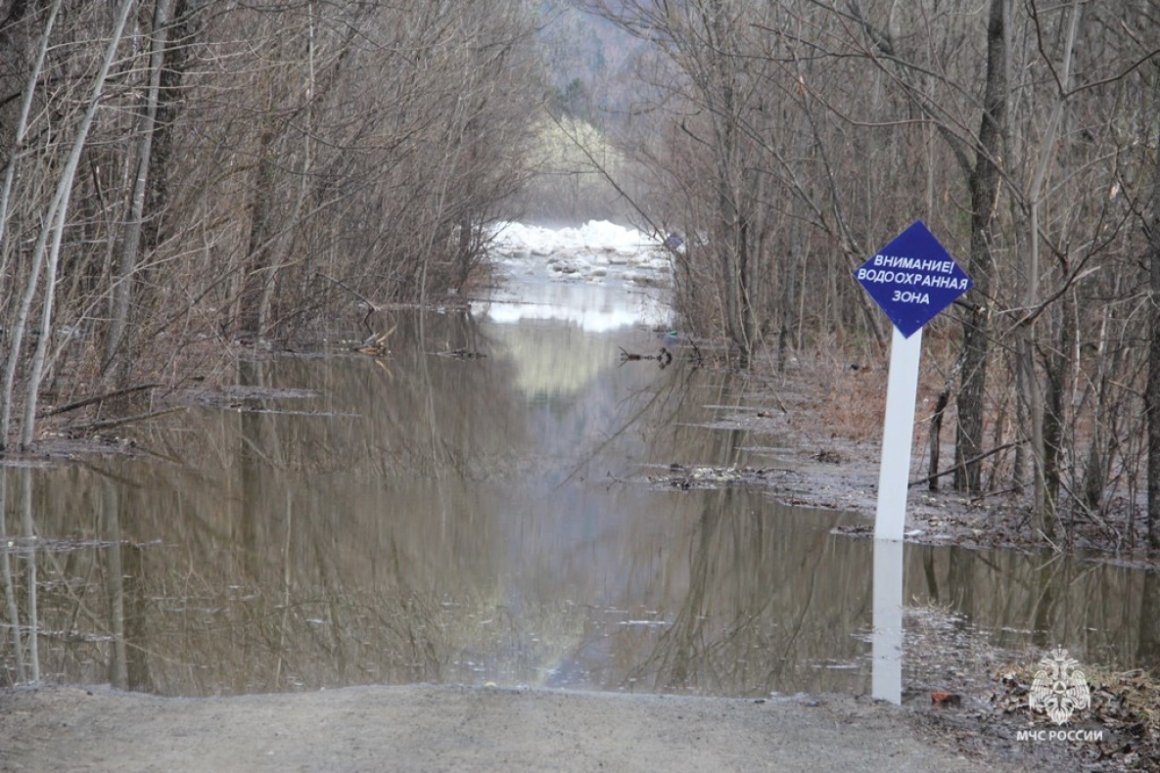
<box><xmin>664</xmin><ymin>351</ymin><xmax>1160</xmax><ymax>568</ymax></box>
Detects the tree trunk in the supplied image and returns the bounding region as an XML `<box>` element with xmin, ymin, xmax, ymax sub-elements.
<box><xmin>1015</xmin><ymin>0</ymin><xmax>1081</xmax><ymax>535</ymax></box>
<box><xmin>142</xmin><ymin>0</ymin><xmax>198</xmax><ymax>257</ymax></box>
<box><xmin>953</xmin><ymin>0</ymin><xmax>1008</xmax><ymax>493</ymax></box>
<box><xmin>0</xmin><ymin>0</ymin><xmax>62</xmax><ymax>451</ymax></box>
<box><xmin>104</xmin><ymin>0</ymin><xmax>174</xmax><ymax>382</ymax></box>
<box><xmin>6</xmin><ymin>0</ymin><xmax>136</xmax><ymax>451</ymax></box>
<box><xmin>239</xmin><ymin>124</ymin><xmax>276</xmax><ymax>338</ymax></box>
<box><xmin>20</xmin><ymin>0</ymin><xmax>138</xmax><ymax>449</ymax></box>
<box><xmin>1147</xmin><ymin>63</ymin><xmax>1160</xmax><ymax>549</ymax></box>
<box><xmin>1041</xmin><ymin>310</ymin><xmax>1070</xmax><ymax>534</ymax></box>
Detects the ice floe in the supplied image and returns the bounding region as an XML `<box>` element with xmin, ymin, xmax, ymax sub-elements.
<box><xmin>490</xmin><ymin>220</ymin><xmax>671</xmax><ymax>286</ymax></box>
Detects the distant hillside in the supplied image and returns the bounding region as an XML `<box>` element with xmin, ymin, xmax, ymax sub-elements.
<box><xmin>536</xmin><ymin>2</ymin><xmax>646</xmax><ymax>129</ymax></box>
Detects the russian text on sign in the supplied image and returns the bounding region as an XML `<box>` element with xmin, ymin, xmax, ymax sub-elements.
<box><xmin>853</xmin><ymin>220</ymin><xmax>973</xmax><ymax>338</ymax></box>
<box><xmin>872</xmin><ymin>255</ymin><xmax>954</xmax><ymax>273</ymax></box>
<box><xmin>855</xmin><ymin>268</ymin><xmax>968</xmax><ymax>290</ymax></box>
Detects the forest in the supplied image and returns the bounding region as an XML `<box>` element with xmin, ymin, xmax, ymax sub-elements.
<box><xmin>1</xmin><ymin>0</ymin><xmax>1159</xmax><ymax>549</ymax></box>
<box><xmin>0</xmin><ymin>0</ymin><xmax>543</xmax><ymax>445</ymax></box>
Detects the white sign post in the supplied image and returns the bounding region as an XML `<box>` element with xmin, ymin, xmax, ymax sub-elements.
<box><xmin>853</xmin><ymin>220</ymin><xmax>972</xmax><ymax>705</ymax></box>
<box><xmin>853</xmin><ymin>220</ymin><xmax>972</xmax><ymax>541</ymax></box>
<box><xmin>873</xmin><ymin>326</ymin><xmax>922</xmax><ymax>541</ymax></box>
<box><xmin>869</xmin><ymin>329</ymin><xmax>918</xmax><ymax>704</ymax></box>
<box><xmin>871</xmin><ymin>537</ymin><xmax>904</xmax><ymax>704</ymax></box>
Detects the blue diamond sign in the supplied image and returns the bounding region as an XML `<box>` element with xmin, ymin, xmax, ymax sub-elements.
<box><xmin>854</xmin><ymin>220</ymin><xmax>972</xmax><ymax>338</ymax></box>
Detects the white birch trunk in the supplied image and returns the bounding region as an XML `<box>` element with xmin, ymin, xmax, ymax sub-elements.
<box><xmin>0</xmin><ymin>0</ymin><xmax>64</xmax><ymax>450</ymax></box>
<box><xmin>18</xmin><ymin>0</ymin><xmax>139</xmax><ymax>450</ymax></box>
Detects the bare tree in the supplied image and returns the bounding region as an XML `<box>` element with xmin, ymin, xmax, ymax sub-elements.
<box><xmin>1148</xmin><ymin>62</ymin><xmax>1160</xmax><ymax>549</ymax></box>
<box><xmin>104</xmin><ymin>0</ymin><xmax>174</xmax><ymax>381</ymax></box>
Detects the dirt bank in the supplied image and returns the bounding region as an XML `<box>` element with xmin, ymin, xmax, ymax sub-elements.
<box><xmin>0</xmin><ymin>684</ymin><xmax>1072</xmax><ymax>772</ymax></box>
<box><xmin>683</xmin><ymin>353</ymin><xmax>1160</xmax><ymax>566</ymax></box>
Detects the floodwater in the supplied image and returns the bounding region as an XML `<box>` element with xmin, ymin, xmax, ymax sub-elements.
<box><xmin>2</xmin><ymin>270</ymin><xmax>1159</xmax><ymax>699</ymax></box>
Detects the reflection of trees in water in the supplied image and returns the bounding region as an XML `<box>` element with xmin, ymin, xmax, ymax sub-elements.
<box><xmin>619</xmin><ymin>487</ymin><xmax>865</xmax><ymax>697</ymax></box>
<box><xmin>0</xmin><ymin>471</ymin><xmax>29</xmax><ymax>683</ymax></box>
<box><xmin>126</xmin><ymin>310</ymin><xmax>532</xmax><ymax>484</ymax></box>
<box><xmin>601</xmin><ymin>372</ymin><xmax>1160</xmax><ymax>694</ymax></box>
<box><xmin>619</xmin><ymin>517</ymin><xmax>1159</xmax><ymax>696</ymax></box>
<box><xmin>1</xmin><ymin>306</ymin><xmax>656</xmax><ymax>693</ymax></box>
<box><xmin>2</xmin><ymin>313</ymin><xmax>1159</xmax><ymax>693</ymax></box>
<box><xmin>0</xmin><ymin>311</ymin><xmax>544</xmax><ymax>693</ymax></box>
<box><xmin>103</xmin><ymin>482</ymin><xmax>152</xmax><ymax>691</ymax></box>
<box><xmin>903</xmin><ymin>546</ymin><xmax>1155</xmax><ymax>674</ymax></box>
<box><xmin>1140</xmin><ymin>570</ymin><xmax>1160</xmax><ymax>664</ymax></box>
<box><xmin>9</xmin><ymin>466</ymin><xmax>523</xmax><ymax>694</ymax></box>
<box><xmin>607</xmin><ymin>371</ymin><xmax>870</xmax><ymax>696</ymax></box>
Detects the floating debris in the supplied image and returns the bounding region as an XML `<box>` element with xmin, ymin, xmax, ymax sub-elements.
<box><xmin>351</xmin><ymin>326</ymin><xmax>396</xmax><ymax>357</ymax></box>
<box><xmin>231</xmin><ymin>408</ymin><xmax>360</xmax><ymax>418</ymax></box>
<box><xmin>618</xmin><ymin>346</ymin><xmax>673</xmax><ymax>368</ymax></box>
<box><xmin>436</xmin><ymin>348</ymin><xmax>487</xmax><ymax>359</ymax></box>
<box><xmin>649</xmin><ymin>464</ymin><xmax>773</xmax><ymax>490</ymax></box>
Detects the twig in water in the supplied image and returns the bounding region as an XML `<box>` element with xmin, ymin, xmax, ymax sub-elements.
<box><xmin>39</xmin><ymin>383</ymin><xmax>161</xmax><ymax>418</ymax></box>
<box><xmin>66</xmin><ymin>407</ymin><xmax>183</xmax><ymax>434</ymax></box>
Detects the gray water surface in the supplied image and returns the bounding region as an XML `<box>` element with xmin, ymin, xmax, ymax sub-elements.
<box><xmin>2</xmin><ymin>277</ymin><xmax>1157</xmax><ymax>697</ymax></box>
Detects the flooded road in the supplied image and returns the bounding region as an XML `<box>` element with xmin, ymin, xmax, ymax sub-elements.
<box><xmin>2</xmin><ymin>227</ymin><xmax>1159</xmax><ymax>699</ymax></box>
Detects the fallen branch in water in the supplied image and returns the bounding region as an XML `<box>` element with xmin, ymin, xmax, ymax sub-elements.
<box><xmin>434</xmin><ymin>348</ymin><xmax>486</xmax><ymax>359</ymax></box>
<box><xmin>317</xmin><ymin>271</ymin><xmax>378</xmax><ymax>336</ymax></box>
<box><xmin>618</xmin><ymin>346</ymin><xmax>673</xmax><ymax>368</ymax></box>
<box><xmin>39</xmin><ymin>383</ymin><xmax>162</xmax><ymax>418</ymax></box>
<box><xmin>352</xmin><ymin>326</ymin><xmax>396</xmax><ymax>357</ymax></box>
<box><xmin>65</xmin><ymin>407</ymin><xmax>183</xmax><ymax>434</ymax></box>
